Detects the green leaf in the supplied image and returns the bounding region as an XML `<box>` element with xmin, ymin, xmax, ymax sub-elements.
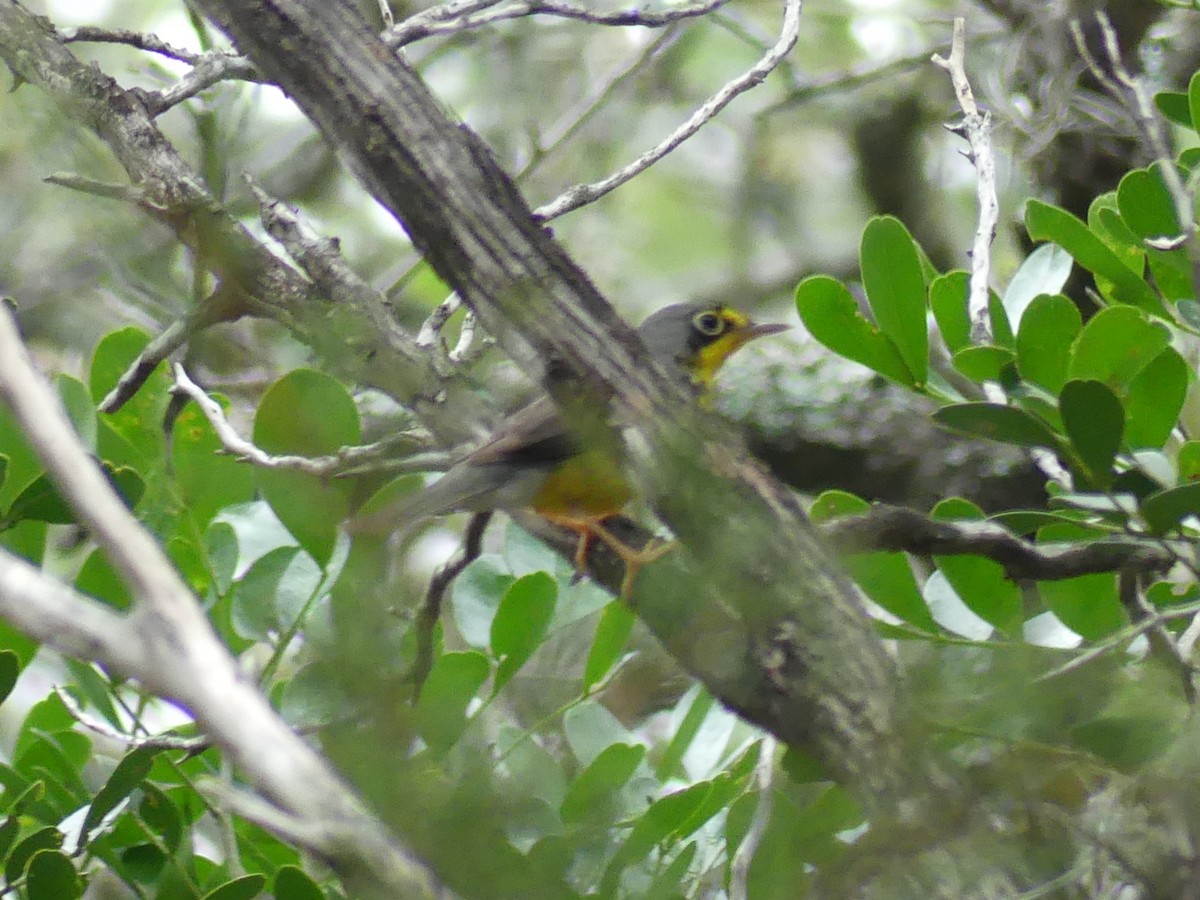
<box><xmin>1178</xmin><ymin>442</ymin><xmax>1200</xmax><ymax>482</ymax></box>
<box><xmin>795</xmin><ymin>276</ymin><xmax>915</xmax><ymax>386</ymax></box>
<box><xmin>253</xmin><ymin>369</ymin><xmax>360</xmax><ymax>567</ymax></box>
<box><xmin>1124</xmin><ymin>349</ymin><xmax>1188</xmax><ymax>449</ymax></box>
<box><xmin>200</xmin><ymin>874</ymin><xmax>267</xmax><ymax>900</ymax></box>
<box><xmin>0</xmin><ymin>404</ymin><xmax>40</xmax><ymax>512</ymax></box>
<box><xmin>140</xmin><ymin>784</ymin><xmax>182</xmax><ymax>854</ymax></box>
<box><xmin>1141</xmin><ymin>483</ymin><xmax>1200</xmax><ymax>535</ymax></box>
<box><xmin>932</xmin><ymin>499</ymin><xmax>1022</xmax><ymax>634</ymax></box>
<box><xmin>560</xmin><ymin>742</ymin><xmax>645</xmax><ymax>824</ymax></box>
<box><xmin>451</xmin><ymin>555</ymin><xmax>514</xmax><ymax>649</ymax></box>
<box><xmin>860</xmin><ymin>216</ymin><xmax>928</xmax><ymax>384</ymax></box>
<box><xmin>1002</xmin><ymin>244</ymin><xmax>1073</xmax><ymax>328</ymax></box>
<box><xmin>1118</xmin><ymin>164</ymin><xmax>1182</xmax><ymax>240</ymax></box>
<box><xmin>989</xmin><ymin>294</ymin><xmax>1014</xmax><ymax>349</ymax></box>
<box><xmin>6</xmin><ymin>827</ymin><xmax>62</xmax><ymax>883</ymax></box>
<box><xmin>24</xmin><ymin>849</ymin><xmax>80</xmax><ymax>900</ymax></box>
<box><xmin>4</xmin><ymin>464</ymin><xmax>142</xmax><ymax>527</ymax></box>
<box><xmin>273</xmin><ymin>866</ymin><xmax>324</xmax><ymax>900</ymax></box>
<box><xmin>119</xmin><ymin>844</ymin><xmax>166</xmax><ymax>883</ymax></box>
<box><xmin>231</xmin><ymin>546</ymin><xmax>301</xmax><ymax>642</ymax></box>
<box><xmin>491</xmin><ymin>572</ymin><xmax>556</xmax><ymax>691</ymax></box>
<box><xmin>75</xmin><ymin>549</ymin><xmax>132</xmax><ymax>610</ymax></box>
<box><xmin>415</xmin><ymin>651</ymin><xmax>490</xmax><ymax>751</ymax></box>
<box><xmin>930</xmin><ymin>270</ymin><xmax>970</xmax><ymax>353</ymax></box>
<box><xmin>809</xmin><ymin>491</ymin><xmax>934</xmax><ymax>631</ymax></box>
<box><xmin>1024</xmin><ymin>200</ymin><xmax>1164</xmax><ymax>314</ymax></box>
<box><xmin>55</xmin><ymin>374</ymin><xmax>97</xmax><ymax>452</ymax></box>
<box><xmin>655</xmin><ymin>686</ymin><xmax>715</xmax><ymax>781</ymax></box>
<box><xmin>0</xmin><ymin>815</ymin><xmax>18</xmax><ymax>863</ymax></box>
<box><xmin>582</xmin><ymin>601</ymin><xmax>635</xmax><ymax>693</ymax></box>
<box><xmin>1069</xmin><ymin>306</ymin><xmax>1171</xmax><ymax>388</ymax></box>
<box><xmin>933</xmin><ymin>403</ymin><xmax>1061</xmax><ymax>450</ymax></box>
<box><xmin>1155</xmin><ymin>90</ymin><xmax>1193</xmax><ymax>128</ymax></box>
<box><xmin>1015</xmin><ymin>294</ymin><xmax>1081</xmax><ymax>394</ymax></box>
<box><xmin>79</xmin><ymin>747</ymin><xmax>156</xmax><ymax>848</ymax></box>
<box><xmin>172</xmin><ymin>397</ymin><xmax>255</xmax><ymax>529</ymax></box>
<box><xmin>605</xmin><ymin>782</ymin><xmax>712</xmax><ymax>887</ymax></box>
<box><xmin>952</xmin><ymin>345</ymin><xmax>1014</xmax><ymax>383</ymax></box>
<box><xmin>280</xmin><ymin>662</ymin><xmax>348</xmax><ymax>730</ymax></box>
<box><xmin>563</xmin><ymin>700</ymin><xmax>633</xmax><ymax>766</ymax></box>
<box><xmin>89</xmin><ymin>328</ymin><xmax>170</xmax><ymax>463</ymax></box>
<box><xmin>1036</xmin><ymin>524</ymin><xmax>1125</xmax><ymax>638</ymax></box>
<box><xmin>1059</xmin><ymin>380</ymin><xmax>1124</xmax><ymax>486</ymax></box>
<box><xmin>1192</xmin><ymin>68</ymin><xmax>1200</xmax><ymax>134</ymax></box>
<box><xmin>0</xmin><ymin>651</ymin><xmax>20</xmax><ymax>707</ymax></box>
<box><xmin>17</xmin><ymin>694</ymin><xmax>75</xmax><ymax>758</ymax></box>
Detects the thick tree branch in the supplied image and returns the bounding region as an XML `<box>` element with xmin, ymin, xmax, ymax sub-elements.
<box><xmin>182</xmin><ymin>0</ymin><xmax>918</xmax><ymax>815</ymax></box>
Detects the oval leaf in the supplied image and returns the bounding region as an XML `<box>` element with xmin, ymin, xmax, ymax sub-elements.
<box><xmin>1024</xmin><ymin>200</ymin><xmax>1164</xmax><ymax>314</ymax></box>
<box><xmin>253</xmin><ymin>369</ymin><xmax>360</xmax><ymax>567</ymax></box>
<box><xmin>1002</xmin><ymin>244</ymin><xmax>1073</xmax><ymax>329</ymax></box>
<box><xmin>932</xmin><ymin>498</ymin><xmax>1022</xmax><ymax>634</ymax></box>
<box><xmin>1059</xmin><ymin>380</ymin><xmax>1124</xmax><ymax>486</ymax></box>
<box><xmin>795</xmin><ymin>276</ymin><xmax>915</xmax><ymax>385</ymax></box>
<box><xmin>415</xmin><ymin>651</ymin><xmax>490</xmax><ymax>751</ymax></box>
<box><xmin>1124</xmin><ymin>348</ymin><xmax>1188</xmax><ymax>449</ymax></box>
<box><xmin>1015</xmin><ymin>294</ymin><xmax>1081</xmax><ymax>394</ymax></box>
<box><xmin>583</xmin><ymin>601</ymin><xmax>636</xmax><ymax>693</ymax></box>
<box><xmin>933</xmin><ymin>403</ymin><xmax>1061</xmax><ymax>450</ymax></box>
<box><xmin>25</xmin><ymin>849</ymin><xmax>80</xmax><ymax>900</ymax></box>
<box><xmin>491</xmin><ymin>572</ymin><xmax>556</xmax><ymax>691</ymax></box>
<box><xmin>273</xmin><ymin>866</ymin><xmax>324</xmax><ymax>900</ymax></box>
<box><xmin>860</xmin><ymin>216</ymin><xmax>928</xmax><ymax>384</ymax></box>
<box><xmin>930</xmin><ymin>270</ymin><xmax>970</xmax><ymax>353</ymax></box>
<box><xmin>1069</xmin><ymin>306</ymin><xmax>1170</xmax><ymax>388</ymax></box>
<box><xmin>1141</xmin><ymin>483</ymin><xmax>1200</xmax><ymax>535</ymax></box>
<box><xmin>200</xmin><ymin>874</ymin><xmax>267</xmax><ymax>900</ymax></box>
<box><xmin>561</xmin><ymin>743</ymin><xmax>645</xmax><ymax>824</ymax></box>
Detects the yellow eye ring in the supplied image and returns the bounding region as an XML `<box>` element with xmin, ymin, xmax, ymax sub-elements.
<box><xmin>693</xmin><ymin>310</ymin><xmax>724</xmax><ymax>336</ymax></box>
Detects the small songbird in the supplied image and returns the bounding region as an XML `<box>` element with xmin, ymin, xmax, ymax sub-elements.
<box><xmin>354</xmin><ymin>302</ymin><xmax>788</xmax><ymax>593</ymax></box>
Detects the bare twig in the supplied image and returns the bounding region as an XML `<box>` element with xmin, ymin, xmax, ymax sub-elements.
<box><xmin>170</xmin><ymin>364</ymin><xmax>444</xmax><ymax>476</ymax></box>
<box><xmin>411</xmin><ymin>511</ymin><xmax>492</xmax><ymax>694</ymax></box>
<box><xmin>55</xmin><ymin>686</ymin><xmax>209</xmax><ymax>752</ymax></box>
<box><xmin>821</xmin><ymin>504</ymin><xmax>1177</xmax><ymax>582</ymax></box>
<box><xmin>533</xmin><ymin>0</ymin><xmax>802</xmax><ymax>221</ymax></box>
<box><xmin>415</xmin><ymin>293</ymin><xmax>462</xmax><ymax>348</ymax></box>
<box><xmin>246</xmin><ymin>177</ymin><xmax>436</xmax><ymax>375</ymax></box>
<box><xmin>44</xmin><ymin>172</ymin><xmax>158</xmax><ymax>206</ymax></box>
<box><xmin>385</xmin><ymin>0</ymin><xmax>725</xmax><ymax>46</ymax></box>
<box><xmin>932</xmin><ymin>18</ymin><xmax>997</xmax><ymax>347</ymax></box>
<box><xmin>145</xmin><ymin>51</ymin><xmax>261</xmax><ymax>116</ymax></box>
<box><xmin>933</xmin><ymin>18</ymin><xmax>1073</xmax><ymax>492</ymax></box>
<box><xmin>377</xmin><ymin>0</ymin><xmax>394</xmax><ymax>29</ymax></box>
<box><xmin>60</xmin><ymin>25</ymin><xmax>202</xmax><ymax>64</ymax></box>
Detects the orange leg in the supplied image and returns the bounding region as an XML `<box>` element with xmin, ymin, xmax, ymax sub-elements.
<box><xmin>542</xmin><ymin>513</ymin><xmax>675</xmax><ymax>597</ymax></box>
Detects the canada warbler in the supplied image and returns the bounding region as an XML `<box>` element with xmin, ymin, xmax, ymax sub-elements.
<box><xmin>356</xmin><ymin>302</ymin><xmax>787</xmax><ymax>591</ymax></box>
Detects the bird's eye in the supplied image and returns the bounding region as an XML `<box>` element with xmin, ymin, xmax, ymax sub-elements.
<box><xmin>693</xmin><ymin>311</ymin><xmax>724</xmax><ymax>336</ymax></box>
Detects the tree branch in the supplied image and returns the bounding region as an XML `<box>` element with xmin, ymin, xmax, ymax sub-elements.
<box><xmin>188</xmin><ymin>0</ymin><xmax>912</xmax><ymax>813</ymax></box>
<box><xmin>0</xmin><ymin>303</ymin><xmax>439</xmax><ymax>897</ymax></box>
<box><xmin>820</xmin><ymin>504</ymin><xmax>1177</xmax><ymax>581</ymax></box>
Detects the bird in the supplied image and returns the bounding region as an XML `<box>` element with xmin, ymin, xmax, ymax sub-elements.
<box><xmin>353</xmin><ymin>301</ymin><xmax>788</xmax><ymax>594</ymax></box>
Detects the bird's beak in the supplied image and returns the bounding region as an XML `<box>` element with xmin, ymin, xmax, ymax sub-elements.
<box><xmin>742</xmin><ymin>321</ymin><xmax>791</xmax><ymax>341</ymax></box>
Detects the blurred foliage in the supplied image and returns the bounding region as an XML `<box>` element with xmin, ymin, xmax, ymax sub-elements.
<box><xmin>1</xmin><ymin>0</ymin><xmax>1200</xmax><ymax>897</ymax></box>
